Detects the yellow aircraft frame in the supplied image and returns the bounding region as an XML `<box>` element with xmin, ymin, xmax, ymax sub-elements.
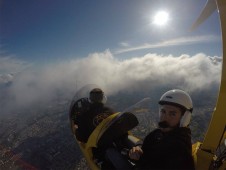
<box><xmin>192</xmin><ymin>0</ymin><xmax>226</xmax><ymax>169</ymax></box>
<box><xmin>70</xmin><ymin>112</ymin><xmax>140</xmax><ymax>170</ymax></box>
<box><xmin>70</xmin><ymin>113</ymin><xmax>122</xmax><ymax>170</ymax></box>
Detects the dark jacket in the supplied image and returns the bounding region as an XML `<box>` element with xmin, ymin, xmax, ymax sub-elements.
<box><xmin>137</xmin><ymin>127</ymin><xmax>195</xmax><ymax>170</ymax></box>
<box><xmin>75</xmin><ymin>102</ymin><xmax>114</xmax><ymax>143</ymax></box>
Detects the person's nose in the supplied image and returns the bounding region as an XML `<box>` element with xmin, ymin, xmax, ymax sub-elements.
<box><xmin>161</xmin><ymin>113</ymin><xmax>168</xmax><ymax>121</ymax></box>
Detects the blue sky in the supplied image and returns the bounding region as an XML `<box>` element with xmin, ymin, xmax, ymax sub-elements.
<box><xmin>0</xmin><ymin>0</ymin><xmax>222</xmax><ymax>63</ymax></box>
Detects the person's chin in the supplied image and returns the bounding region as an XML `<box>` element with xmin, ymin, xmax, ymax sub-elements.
<box><xmin>160</xmin><ymin>127</ymin><xmax>172</xmax><ymax>132</ymax></box>
<box><xmin>158</xmin><ymin>121</ymin><xmax>169</xmax><ymax>128</ymax></box>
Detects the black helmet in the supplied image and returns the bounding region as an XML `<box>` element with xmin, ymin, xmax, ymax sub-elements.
<box><xmin>89</xmin><ymin>88</ymin><xmax>106</xmax><ymax>103</ymax></box>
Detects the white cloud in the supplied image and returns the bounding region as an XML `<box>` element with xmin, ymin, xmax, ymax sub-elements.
<box><xmin>119</xmin><ymin>42</ymin><xmax>130</xmax><ymax>47</ymax></box>
<box><xmin>0</xmin><ymin>73</ymin><xmax>14</xmax><ymax>84</ymax></box>
<box><xmin>0</xmin><ymin>56</ymin><xmax>30</xmax><ymax>74</ymax></box>
<box><xmin>0</xmin><ymin>55</ymin><xmax>31</xmax><ymax>85</ymax></box>
<box><xmin>0</xmin><ymin>50</ymin><xmax>221</xmax><ymax>110</ymax></box>
<box><xmin>115</xmin><ymin>35</ymin><xmax>220</xmax><ymax>54</ymax></box>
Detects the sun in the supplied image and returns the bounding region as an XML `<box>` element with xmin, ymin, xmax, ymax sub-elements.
<box><xmin>153</xmin><ymin>11</ymin><xmax>169</xmax><ymax>26</ymax></box>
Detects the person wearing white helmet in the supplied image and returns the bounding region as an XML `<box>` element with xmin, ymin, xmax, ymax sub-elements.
<box><xmin>158</xmin><ymin>89</ymin><xmax>193</xmax><ymax>130</ymax></box>
<box><xmin>129</xmin><ymin>89</ymin><xmax>195</xmax><ymax>170</ymax></box>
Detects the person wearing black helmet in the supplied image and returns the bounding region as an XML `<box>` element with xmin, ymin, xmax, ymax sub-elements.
<box><xmin>129</xmin><ymin>89</ymin><xmax>195</xmax><ymax>170</ymax></box>
<box><xmin>74</xmin><ymin>88</ymin><xmax>114</xmax><ymax>143</ymax></box>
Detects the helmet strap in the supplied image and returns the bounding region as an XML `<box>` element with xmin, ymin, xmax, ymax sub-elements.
<box><xmin>180</xmin><ymin>111</ymin><xmax>191</xmax><ymax>127</ymax></box>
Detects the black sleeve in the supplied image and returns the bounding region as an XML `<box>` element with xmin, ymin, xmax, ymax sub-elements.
<box><xmin>71</xmin><ymin>98</ymin><xmax>90</xmax><ymax>124</ymax></box>
<box><xmin>70</xmin><ymin>98</ymin><xmax>92</xmax><ymax>143</ymax></box>
<box><xmin>159</xmin><ymin>133</ymin><xmax>195</xmax><ymax>170</ymax></box>
<box><xmin>139</xmin><ymin>129</ymin><xmax>195</xmax><ymax>170</ymax></box>
<box><xmin>164</xmin><ymin>141</ymin><xmax>195</xmax><ymax>170</ymax></box>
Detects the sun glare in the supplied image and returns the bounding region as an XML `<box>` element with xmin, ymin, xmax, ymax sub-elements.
<box><xmin>153</xmin><ymin>11</ymin><xmax>169</xmax><ymax>26</ymax></box>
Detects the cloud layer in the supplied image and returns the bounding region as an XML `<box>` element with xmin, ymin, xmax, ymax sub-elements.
<box><xmin>0</xmin><ymin>50</ymin><xmax>222</xmax><ymax>111</ymax></box>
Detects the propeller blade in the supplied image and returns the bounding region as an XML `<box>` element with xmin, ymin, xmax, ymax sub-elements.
<box><xmin>190</xmin><ymin>0</ymin><xmax>217</xmax><ymax>31</ymax></box>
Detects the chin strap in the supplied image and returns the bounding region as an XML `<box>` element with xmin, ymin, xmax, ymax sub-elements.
<box><xmin>180</xmin><ymin>111</ymin><xmax>191</xmax><ymax>127</ymax></box>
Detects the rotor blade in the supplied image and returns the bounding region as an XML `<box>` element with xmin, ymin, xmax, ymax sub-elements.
<box><xmin>190</xmin><ymin>0</ymin><xmax>217</xmax><ymax>31</ymax></box>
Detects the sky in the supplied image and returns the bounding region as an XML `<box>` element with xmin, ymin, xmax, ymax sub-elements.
<box><xmin>0</xmin><ymin>0</ymin><xmax>223</xmax><ymax>111</ymax></box>
<box><xmin>0</xmin><ymin>0</ymin><xmax>222</xmax><ymax>61</ymax></box>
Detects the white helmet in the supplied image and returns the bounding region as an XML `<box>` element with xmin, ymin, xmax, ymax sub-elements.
<box><xmin>159</xmin><ymin>89</ymin><xmax>193</xmax><ymax>127</ymax></box>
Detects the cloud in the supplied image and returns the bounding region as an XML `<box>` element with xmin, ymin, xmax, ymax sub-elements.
<box><xmin>0</xmin><ymin>73</ymin><xmax>14</xmax><ymax>84</ymax></box>
<box><xmin>0</xmin><ymin>55</ymin><xmax>31</xmax><ymax>85</ymax></box>
<box><xmin>0</xmin><ymin>50</ymin><xmax>221</xmax><ymax>111</ymax></box>
<box><xmin>119</xmin><ymin>42</ymin><xmax>130</xmax><ymax>47</ymax></box>
<box><xmin>115</xmin><ymin>35</ymin><xmax>220</xmax><ymax>54</ymax></box>
<box><xmin>0</xmin><ymin>56</ymin><xmax>30</xmax><ymax>74</ymax></box>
